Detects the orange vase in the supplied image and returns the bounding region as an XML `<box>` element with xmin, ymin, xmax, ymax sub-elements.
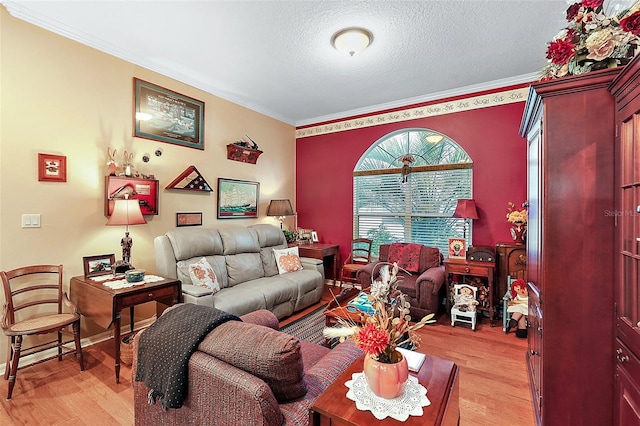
<box><xmin>363</xmin><ymin>351</ymin><xmax>409</xmax><ymax>399</ymax></box>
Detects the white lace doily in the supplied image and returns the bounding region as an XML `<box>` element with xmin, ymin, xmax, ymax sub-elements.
<box><xmin>345</xmin><ymin>372</ymin><xmax>430</xmax><ymax>421</ymax></box>
<box><xmin>92</xmin><ymin>274</ymin><xmax>165</xmax><ymax>289</ymax></box>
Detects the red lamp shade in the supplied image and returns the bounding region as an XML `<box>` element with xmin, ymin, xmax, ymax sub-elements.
<box><xmin>453</xmin><ymin>199</ymin><xmax>479</xmax><ymax>220</ymax></box>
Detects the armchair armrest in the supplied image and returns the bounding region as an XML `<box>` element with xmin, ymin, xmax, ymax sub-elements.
<box><xmin>415</xmin><ymin>266</ymin><xmax>446</xmax><ymax>295</ymax></box>
<box><xmin>240</xmin><ymin>309</ymin><xmax>280</xmax><ymax>330</ymax></box>
<box><xmin>356</xmin><ymin>261</ymin><xmax>383</xmax><ymax>288</ymax></box>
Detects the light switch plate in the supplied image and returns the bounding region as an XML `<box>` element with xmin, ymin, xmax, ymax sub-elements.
<box><xmin>22</xmin><ymin>214</ymin><xmax>41</xmax><ymax>228</ymax></box>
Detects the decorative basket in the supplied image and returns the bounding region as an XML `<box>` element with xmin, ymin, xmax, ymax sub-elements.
<box><xmin>120</xmin><ymin>333</ymin><xmax>136</xmax><ymax>365</ymax></box>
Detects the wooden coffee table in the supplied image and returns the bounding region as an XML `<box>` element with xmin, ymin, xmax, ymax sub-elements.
<box><xmin>310</xmin><ymin>352</ymin><xmax>459</xmax><ymax>425</ymax></box>
<box><xmin>325</xmin><ymin>287</ymin><xmax>362</xmax><ymax>324</ymax></box>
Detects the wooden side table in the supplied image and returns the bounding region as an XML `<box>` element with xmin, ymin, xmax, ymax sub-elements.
<box><xmin>444</xmin><ymin>258</ymin><xmax>496</xmax><ymax>327</ymax></box>
<box><xmin>293</xmin><ymin>243</ymin><xmax>340</xmax><ymax>284</ymax></box>
<box><xmin>310</xmin><ymin>353</ymin><xmax>459</xmax><ymax>425</ymax></box>
<box><xmin>70</xmin><ymin>275</ymin><xmax>181</xmax><ymax>383</ymax></box>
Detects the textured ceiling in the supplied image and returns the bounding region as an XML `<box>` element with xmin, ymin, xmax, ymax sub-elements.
<box><xmin>2</xmin><ymin>0</ymin><xmax>568</xmax><ymax>125</ymax></box>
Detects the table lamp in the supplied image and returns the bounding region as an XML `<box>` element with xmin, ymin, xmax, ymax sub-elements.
<box><xmin>106</xmin><ymin>195</ymin><xmax>146</xmax><ymax>271</ymax></box>
<box><xmin>266</xmin><ymin>199</ymin><xmax>295</xmax><ymax>229</ymax></box>
<box><xmin>453</xmin><ymin>199</ymin><xmax>479</xmax><ymax>240</ymax></box>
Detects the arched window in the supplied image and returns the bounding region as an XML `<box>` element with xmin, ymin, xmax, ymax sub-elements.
<box><xmin>353</xmin><ymin>128</ymin><xmax>473</xmax><ymax>255</ymax></box>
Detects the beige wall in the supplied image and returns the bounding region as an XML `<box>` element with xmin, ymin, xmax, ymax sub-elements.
<box><xmin>0</xmin><ymin>7</ymin><xmax>295</xmax><ymax>361</ymax></box>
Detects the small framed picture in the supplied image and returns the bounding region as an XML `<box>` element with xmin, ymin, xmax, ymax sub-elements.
<box><xmin>311</xmin><ymin>231</ymin><xmax>319</xmax><ymax>242</ymax></box>
<box><xmin>83</xmin><ymin>254</ymin><xmax>116</xmax><ymax>278</ymax></box>
<box><xmin>38</xmin><ymin>153</ymin><xmax>67</xmax><ymax>182</ymax></box>
<box><xmin>176</xmin><ymin>212</ymin><xmax>203</xmax><ymax>227</ymax></box>
<box><xmin>448</xmin><ymin>238</ymin><xmax>466</xmax><ymax>260</ymax></box>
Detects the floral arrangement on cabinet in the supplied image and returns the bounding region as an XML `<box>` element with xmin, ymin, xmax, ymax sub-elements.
<box><xmin>507</xmin><ymin>202</ymin><xmax>528</xmax><ymax>243</ymax></box>
<box><xmin>541</xmin><ymin>0</ymin><xmax>640</xmax><ymax>80</ymax></box>
<box><xmin>323</xmin><ymin>263</ymin><xmax>435</xmax><ymax>364</ymax></box>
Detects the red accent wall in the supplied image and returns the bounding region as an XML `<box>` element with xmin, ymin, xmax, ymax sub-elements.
<box><xmin>296</xmin><ymin>93</ymin><xmax>528</xmax><ymax>263</ymax></box>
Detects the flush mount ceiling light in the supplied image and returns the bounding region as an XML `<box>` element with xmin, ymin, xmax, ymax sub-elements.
<box><xmin>331</xmin><ymin>27</ymin><xmax>373</xmax><ymax>56</ymax></box>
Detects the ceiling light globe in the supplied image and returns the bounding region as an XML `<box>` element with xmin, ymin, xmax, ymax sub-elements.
<box><xmin>331</xmin><ymin>28</ymin><xmax>373</xmax><ymax>56</ymax></box>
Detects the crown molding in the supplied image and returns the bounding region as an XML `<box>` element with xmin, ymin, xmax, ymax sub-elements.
<box><xmin>295</xmin><ymin>86</ymin><xmax>530</xmax><ymax>139</ymax></box>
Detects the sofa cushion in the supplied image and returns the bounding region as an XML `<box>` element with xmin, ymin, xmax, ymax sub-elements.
<box><xmin>260</xmin><ymin>245</ymin><xmax>287</xmax><ymax>277</ymax></box>
<box><xmin>177</xmin><ymin>255</ymin><xmax>229</xmax><ymax>289</ymax></box>
<box><xmin>249</xmin><ymin>224</ymin><xmax>288</xmax><ymax>277</ymax></box>
<box><xmin>166</xmin><ymin>228</ymin><xmax>224</xmax><ymax>260</ymax></box>
<box><xmin>380</xmin><ymin>243</ymin><xmax>441</xmax><ymax>273</ymax></box>
<box><xmin>199</xmin><ymin>321</ymin><xmax>307</xmax><ymax>402</ymax></box>
<box><xmin>218</xmin><ymin>227</ymin><xmax>260</xmax><ymax>255</ymax></box>
<box><xmin>188</xmin><ymin>257</ymin><xmax>220</xmax><ymax>293</ymax></box>
<box><xmin>388</xmin><ymin>243</ymin><xmax>422</xmax><ymax>273</ymax></box>
<box><xmin>273</xmin><ymin>247</ymin><xmax>303</xmax><ymax>274</ymax></box>
<box><xmin>226</xmin><ymin>253</ymin><xmax>264</xmax><ymax>286</ymax></box>
<box><xmin>211</xmin><ymin>285</ymin><xmax>268</xmax><ymax>316</ymax></box>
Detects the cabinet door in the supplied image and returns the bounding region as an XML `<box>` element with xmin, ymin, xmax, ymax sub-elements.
<box><xmin>618</xmin><ymin>116</ymin><xmax>640</xmax><ymax>356</ymax></box>
<box><xmin>615</xmin><ymin>341</ymin><xmax>640</xmax><ymax>426</ymax></box>
<box><xmin>527</xmin><ymin>282</ymin><xmax>542</xmax><ymax>422</ymax></box>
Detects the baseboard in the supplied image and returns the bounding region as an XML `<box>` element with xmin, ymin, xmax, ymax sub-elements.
<box><xmin>0</xmin><ymin>316</ymin><xmax>157</xmax><ymax>376</ymax></box>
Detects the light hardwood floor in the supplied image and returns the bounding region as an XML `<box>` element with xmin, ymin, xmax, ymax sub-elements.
<box><xmin>0</xmin><ymin>285</ymin><xmax>534</xmax><ymax>425</ymax></box>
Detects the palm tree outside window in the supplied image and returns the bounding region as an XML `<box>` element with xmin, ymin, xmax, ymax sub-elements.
<box><xmin>353</xmin><ymin>128</ymin><xmax>473</xmax><ymax>256</ymax></box>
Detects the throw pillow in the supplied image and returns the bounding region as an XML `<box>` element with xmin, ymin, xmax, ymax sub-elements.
<box><xmin>199</xmin><ymin>321</ymin><xmax>307</xmax><ymax>402</ymax></box>
<box><xmin>273</xmin><ymin>247</ymin><xmax>302</xmax><ymax>274</ymax></box>
<box><xmin>388</xmin><ymin>243</ymin><xmax>422</xmax><ymax>273</ymax></box>
<box><xmin>188</xmin><ymin>257</ymin><xmax>220</xmax><ymax>293</ymax></box>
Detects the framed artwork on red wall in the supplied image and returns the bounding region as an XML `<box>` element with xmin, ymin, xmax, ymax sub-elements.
<box><xmin>448</xmin><ymin>238</ymin><xmax>466</xmax><ymax>260</ymax></box>
<box><xmin>105</xmin><ymin>176</ymin><xmax>159</xmax><ymax>216</ymax></box>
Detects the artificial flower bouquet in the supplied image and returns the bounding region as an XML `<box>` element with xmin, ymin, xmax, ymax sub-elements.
<box><xmin>542</xmin><ymin>0</ymin><xmax>640</xmax><ymax>80</ymax></box>
<box><xmin>506</xmin><ymin>202</ymin><xmax>528</xmax><ymax>225</ymax></box>
<box><xmin>323</xmin><ymin>262</ymin><xmax>435</xmax><ymax>363</ymax></box>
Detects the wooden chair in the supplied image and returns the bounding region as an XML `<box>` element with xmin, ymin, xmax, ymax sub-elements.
<box><xmin>339</xmin><ymin>238</ymin><xmax>373</xmax><ymax>288</ymax></box>
<box><xmin>1</xmin><ymin>265</ymin><xmax>84</xmax><ymax>399</ymax></box>
<box><xmin>451</xmin><ymin>284</ymin><xmax>479</xmax><ymax>331</ymax></box>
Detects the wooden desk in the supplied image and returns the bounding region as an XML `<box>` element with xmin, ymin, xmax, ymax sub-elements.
<box><xmin>310</xmin><ymin>353</ymin><xmax>459</xmax><ymax>425</ymax></box>
<box><xmin>444</xmin><ymin>258</ymin><xmax>496</xmax><ymax>327</ymax></box>
<box><xmin>295</xmin><ymin>243</ymin><xmax>340</xmax><ymax>284</ymax></box>
<box><xmin>70</xmin><ymin>275</ymin><xmax>181</xmax><ymax>383</ymax></box>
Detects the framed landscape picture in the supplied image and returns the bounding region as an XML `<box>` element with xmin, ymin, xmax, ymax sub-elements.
<box><xmin>83</xmin><ymin>254</ymin><xmax>115</xmax><ymax>278</ymax></box>
<box><xmin>133</xmin><ymin>78</ymin><xmax>205</xmax><ymax>150</ymax></box>
<box><xmin>217</xmin><ymin>178</ymin><xmax>259</xmax><ymax>219</ymax></box>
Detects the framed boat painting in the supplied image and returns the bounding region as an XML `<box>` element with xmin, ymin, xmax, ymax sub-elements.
<box><xmin>217</xmin><ymin>178</ymin><xmax>259</xmax><ymax>219</ymax></box>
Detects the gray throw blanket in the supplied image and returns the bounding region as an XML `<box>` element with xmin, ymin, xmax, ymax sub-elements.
<box><xmin>134</xmin><ymin>304</ymin><xmax>241</xmax><ymax>409</ymax></box>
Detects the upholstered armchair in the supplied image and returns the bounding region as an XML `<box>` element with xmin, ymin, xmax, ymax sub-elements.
<box><xmin>357</xmin><ymin>243</ymin><xmax>446</xmax><ymax>320</ymax></box>
<box><xmin>132</xmin><ymin>309</ymin><xmax>362</xmax><ymax>426</ymax></box>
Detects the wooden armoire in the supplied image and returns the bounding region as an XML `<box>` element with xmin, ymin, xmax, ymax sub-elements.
<box><xmin>609</xmin><ymin>58</ymin><xmax>640</xmax><ymax>426</ymax></box>
<box><xmin>520</xmin><ymin>69</ymin><xmax>619</xmax><ymax>426</ymax></box>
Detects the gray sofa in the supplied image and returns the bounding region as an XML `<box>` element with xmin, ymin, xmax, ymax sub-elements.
<box><xmin>154</xmin><ymin>224</ymin><xmax>325</xmax><ymax>319</ymax></box>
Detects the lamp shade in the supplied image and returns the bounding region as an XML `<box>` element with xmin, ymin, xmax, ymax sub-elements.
<box><xmin>266</xmin><ymin>199</ymin><xmax>295</xmax><ymax>217</ymax></box>
<box><xmin>453</xmin><ymin>199</ymin><xmax>479</xmax><ymax>220</ymax></box>
<box><xmin>106</xmin><ymin>199</ymin><xmax>146</xmax><ymax>226</ymax></box>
